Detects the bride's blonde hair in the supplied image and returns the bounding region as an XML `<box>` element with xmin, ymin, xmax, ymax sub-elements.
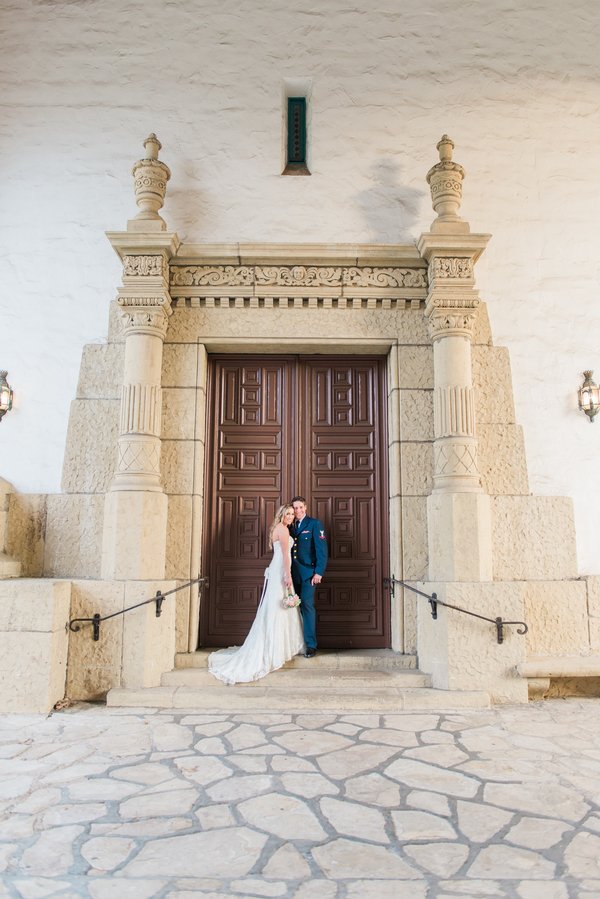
<box><xmin>269</xmin><ymin>504</ymin><xmax>293</xmax><ymax>548</ymax></box>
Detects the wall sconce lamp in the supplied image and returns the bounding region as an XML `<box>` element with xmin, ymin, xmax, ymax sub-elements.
<box><xmin>578</xmin><ymin>370</ymin><xmax>600</xmax><ymax>423</ymax></box>
<box><xmin>0</xmin><ymin>371</ymin><xmax>13</xmax><ymax>423</ymax></box>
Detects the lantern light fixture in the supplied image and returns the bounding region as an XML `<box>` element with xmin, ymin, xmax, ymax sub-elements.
<box><xmin>578</xmin><ymin>370</ymin><xmax>600</xmax><ymax>423</ymax></box>
<box><xmin>0</xmin><ymin>371</ymin><xmax>13</xmax><ymax>423</ymax></box>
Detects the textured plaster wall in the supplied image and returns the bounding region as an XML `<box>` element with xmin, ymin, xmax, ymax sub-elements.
<box><xmin>1</xmin><ymin>0</ymin><xmax>599</xmax><ymax>571</ymax></box>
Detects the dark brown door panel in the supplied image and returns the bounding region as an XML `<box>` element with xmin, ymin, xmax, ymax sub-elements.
<box><xmin>201</xmin><ymin>355</ymin><xmax>389</xmax><ymax>648</ymax></box>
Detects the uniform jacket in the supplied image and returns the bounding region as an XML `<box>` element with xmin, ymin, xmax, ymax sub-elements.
<box><xmin>291</xmin><ymin>515</ymin><xmax>328</xmax><ymax>579</ymax></box>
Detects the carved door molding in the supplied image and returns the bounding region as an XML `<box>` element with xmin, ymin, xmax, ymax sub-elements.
<box><xmin>201</xmin><ymin>354</ymin><xmax>390</xmax><ymax>649</ymax></box>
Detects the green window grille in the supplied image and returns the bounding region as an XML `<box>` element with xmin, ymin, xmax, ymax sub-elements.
<box><xmin>287</xmin><ymin>97</ymin><xmax>307</xmax><ymax>165</ymax></box>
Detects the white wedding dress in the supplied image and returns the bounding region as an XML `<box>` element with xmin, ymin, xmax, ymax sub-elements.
<box><xmin>208</xmin><ymin>536</ymin><xmax>305</xmax><ymax>685</ymax></box>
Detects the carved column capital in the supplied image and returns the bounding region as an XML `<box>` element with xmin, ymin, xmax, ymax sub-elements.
<box><xmin>426</xmin><ymin>296</ymin><xmax>479</xmax><ymax>341</ymax></box>
<box><xmin>116</xmin><ymin>294</ymin><xmax>172</xmax><ymax>340</ymax></box>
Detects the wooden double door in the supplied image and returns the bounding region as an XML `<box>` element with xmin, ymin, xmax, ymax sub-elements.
<box><xmin>201</xmin><ymin>355</ymin><xmax>390</xmax><ymax>649</ymax></box>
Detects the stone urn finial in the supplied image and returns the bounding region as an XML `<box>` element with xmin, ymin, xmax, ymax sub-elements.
<box><xmin>426</xmin><ymin>134</ymin><xmax>469</xmax><ymax>233</ymax></box>
<box><xmin>129</xmin><ymin>133</ymin><xmax>171</xmax><ymax>232</ymax></box>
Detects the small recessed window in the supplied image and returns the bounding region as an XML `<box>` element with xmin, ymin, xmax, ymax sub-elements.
<box><xmin>283</xmin><ymin>96</ymin><xmax>310</xmax><ymax>175</ymax></box>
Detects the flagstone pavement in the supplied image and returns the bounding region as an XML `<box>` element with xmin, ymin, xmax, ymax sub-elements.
<box><xmin>1</xmin><ymin>698</ymin><xmax>600</xmax><ymax>898</ymax></box>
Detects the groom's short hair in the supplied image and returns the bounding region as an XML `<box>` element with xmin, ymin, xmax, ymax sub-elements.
<box><xmin>291</xmin><ymin>495</ymin><xmax>307</xmax><ymax>505</ymax></box>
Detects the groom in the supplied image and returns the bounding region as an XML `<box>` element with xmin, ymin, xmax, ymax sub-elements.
<box><xmin>290</xmin><ymin>496</ymin><xmax>328</xmax><ymax>658</ymax></box>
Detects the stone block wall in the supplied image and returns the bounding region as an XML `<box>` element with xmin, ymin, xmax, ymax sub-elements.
<box><xmin>0</xmin><ymin>579</ymin><xmax>71</xmax><ymax>713</ymax></box>
<box><xmin>40</xmin><ymin>338</ymin><xmax>124</xmax><ymax>579</ymax></box>
<box><xmin>67</xmin><ymin>579</ymin><xmax>176</xmax><ymax>700</ymax></box>
<box><xmin>5</xmin><ymin>493</ymin><xmax>46</xmax><ymax>577</ymax></box>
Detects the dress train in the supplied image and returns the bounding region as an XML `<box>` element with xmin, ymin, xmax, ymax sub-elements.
<box><xmin>208</xmin><ymin>536</ymin><xmax>305</xmax><ymax>685</ymax></box>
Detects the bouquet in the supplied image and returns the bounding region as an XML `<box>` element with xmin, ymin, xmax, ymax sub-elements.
<box><xmin>282</xmin><ymin>589</ymin><xmax>300</xmax><ymax>609</ymax></box>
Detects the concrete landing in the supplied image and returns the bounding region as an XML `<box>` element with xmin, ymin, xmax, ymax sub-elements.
<box><xmin>107</xmin><ymin>650</ymin><xmax>491</xmax><ymax>711</ymax></box>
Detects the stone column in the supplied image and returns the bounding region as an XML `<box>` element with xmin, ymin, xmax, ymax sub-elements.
<box><xmin>101</xmin><ymin>136</ymin><xmax>180</xmax><ymax>580</ymax></box>
<box><xmin>415</xmin><ymin>138</ymin><xmax>527</xmax><ymax>702</ymax></box>
<box><xmin>417</xmin><ymin>136</ymin><xmax>492</xmax><ymax>583</ymax></box>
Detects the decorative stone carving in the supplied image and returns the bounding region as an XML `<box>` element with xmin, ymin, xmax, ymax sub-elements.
<box><xmin>131</xmin><ymin>134</ymin><xmax>171</xmax><ymax>228</ymax></box>
<box><xmin>119</xmin><ymin>384</ymin><xmax>162</xmax><ymax>436</ymax></box>
<box><xmin>426</xmin><ymin>135</ymin><xmax>467</xmax><ymax>232</ymax></box>
<box><xmin>168</xmin><ymin>263</ymin><xmax>428</xmax><ymax>298</ymax></box>
<box><xmin>171</xmin><ymin>266</ymin><xmax>254</xmax><ymax>287</ymax></box>
<box><xmin>427</xmin><ymin>307</ymin><xmax>478</xmax><ymax>341</ymax></box>
<box><xmin>434</xmin><ymin>386</ymin><xmax>475</xmax><ymax>437</ymax></box>
<box><xmin>342</xmin><ymin>267</ymin><xmax>427</xmax><ymax>288</ymax></box>
<box><xmin>255</xmin><ymin>266</ymin><xmax>342</xmax><ymax>286</ymax></box>
<box><xmin>117</xmin><ymin>295</ymin><xmax>171</xmax><ymax>339</ymax></box>
<box><xmin>430</xmin><ymin>257</ymin><xmax>473</xmax><ymax>280</ymax></box>
<box><xmin>117</xmin><ymin>439</ymin><xmax>161</xmax><ymax>475</ymax></box>
<box><xmin>434</xmin><ymin>441</ymin><xmax>479</xmax><ymax>479</ymax></box>
<box><xmin>123</xmin><ymin>255</ymin><xmax>165</xmax><ymax>277</ymax></box>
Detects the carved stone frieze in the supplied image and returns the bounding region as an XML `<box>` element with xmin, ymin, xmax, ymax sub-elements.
<box><xmin>123</xmin><ymin>255</ymin><xmax>165</xmax><ymax>277</ymax></box>
<box><xmin>342</xmin><ymin>267</ymin><xmax>427</xmax><ymax>288</ymax></box>
<box><xmin>255</xmin><ymin>266</ymin><xmax>342</xmax><ymax>286</ymax></box>
<box><xmin>169</xmin><ymin>264</ymin><xmax>428</xmax><ymax>292</ymax></box>
<box><xmin>170</xmin><ymin>266</ymin><xmax>254</xmax><ymax>287</ymax></box>
<box><xmin>430</xmin><ymin>257</ymin><xmax>473</xmax><ymax>280</ymax></box>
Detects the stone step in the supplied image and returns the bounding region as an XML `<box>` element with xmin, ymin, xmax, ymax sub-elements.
<box><xmin>108</xmin><ymin>647</ymin><xmax>491</xmax><ymax>711</ymax></box>
<box><xmin>161</xmin><ymin>667</ymin><xmax>430</xmax><ymax>689</ymax></box>
<box><xmin>108</xmin><ymin>649</ymin><xmax>490</xmax><ymax>712</ymax></box>
<box><xmin>107</xmin><ymin>678</ymin><xmax>490</xmax><ymax>712</ymax></box>
<box><xmin>175</xmin><ymin>649</ymin><xmax>418</xmax><ymax>671</ymax></box>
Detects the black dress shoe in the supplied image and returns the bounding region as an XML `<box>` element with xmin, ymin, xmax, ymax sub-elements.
<box><xmin>304</xmin><ymin>648</ymin><xmax>316</xmax><ymax>658</ymax></box>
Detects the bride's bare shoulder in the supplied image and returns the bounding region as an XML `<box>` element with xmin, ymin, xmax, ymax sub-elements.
<box><xmin>272</xmin><ymin>522</ymin><xmax>289</xmax><ymax>541</ymax></box>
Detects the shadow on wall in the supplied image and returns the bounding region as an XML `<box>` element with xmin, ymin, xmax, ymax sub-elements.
<box><xmin>355</xmin><ymin>158</ymin><xmax>425</xmax><ymax>243</ymax></box>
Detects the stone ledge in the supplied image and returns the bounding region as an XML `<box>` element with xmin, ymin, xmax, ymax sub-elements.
<box><xmin>518</xmin><ymin>655</ymin><xmax>600</xmax><ymax>678</ymax></box>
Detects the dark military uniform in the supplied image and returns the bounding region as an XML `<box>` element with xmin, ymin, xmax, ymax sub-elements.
<box><xmin>290</xmin><ymin>515</ymin><xmax>328</xmax><ymax>651</ymax></box>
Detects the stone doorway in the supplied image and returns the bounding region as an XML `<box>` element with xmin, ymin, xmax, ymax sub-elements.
<box><xmin>200</xmin><ymin>354</ymin><xmax>390</xmax><ymax>649</ymax></box>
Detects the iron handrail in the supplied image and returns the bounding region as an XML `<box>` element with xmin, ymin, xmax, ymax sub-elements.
<box><xmin>68</xmin><ymin>577</ymin><xmax>208</xmax><ymax>642</ymax></box>
<box><xmin>384</xmin><ymin>576</ymin><xmax>528</xmax><ymax>645</ymax></box>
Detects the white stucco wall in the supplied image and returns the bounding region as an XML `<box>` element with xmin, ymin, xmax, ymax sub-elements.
<box><xmin>1</xmin><ymin>0</ymin><xmax>599</xmax><ymax>572</ymax></box>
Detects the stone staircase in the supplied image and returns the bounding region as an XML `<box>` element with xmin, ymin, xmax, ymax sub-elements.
<box><xmin>107</xmin><ymin>650</ymin><xmax>490</xmax><ymax>711</ymax></box>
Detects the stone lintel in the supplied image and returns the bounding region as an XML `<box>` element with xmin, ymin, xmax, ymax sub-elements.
<box><xmin>174</xmin><ymin>242</ymin><xmax>427</xmax><ymax>268</ymax></box>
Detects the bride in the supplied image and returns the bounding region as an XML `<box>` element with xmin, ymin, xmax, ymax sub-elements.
<box><xmin>208</xmin><ymin>504</ymin><xmax>305</xmax><ymax>685</ymax></box>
